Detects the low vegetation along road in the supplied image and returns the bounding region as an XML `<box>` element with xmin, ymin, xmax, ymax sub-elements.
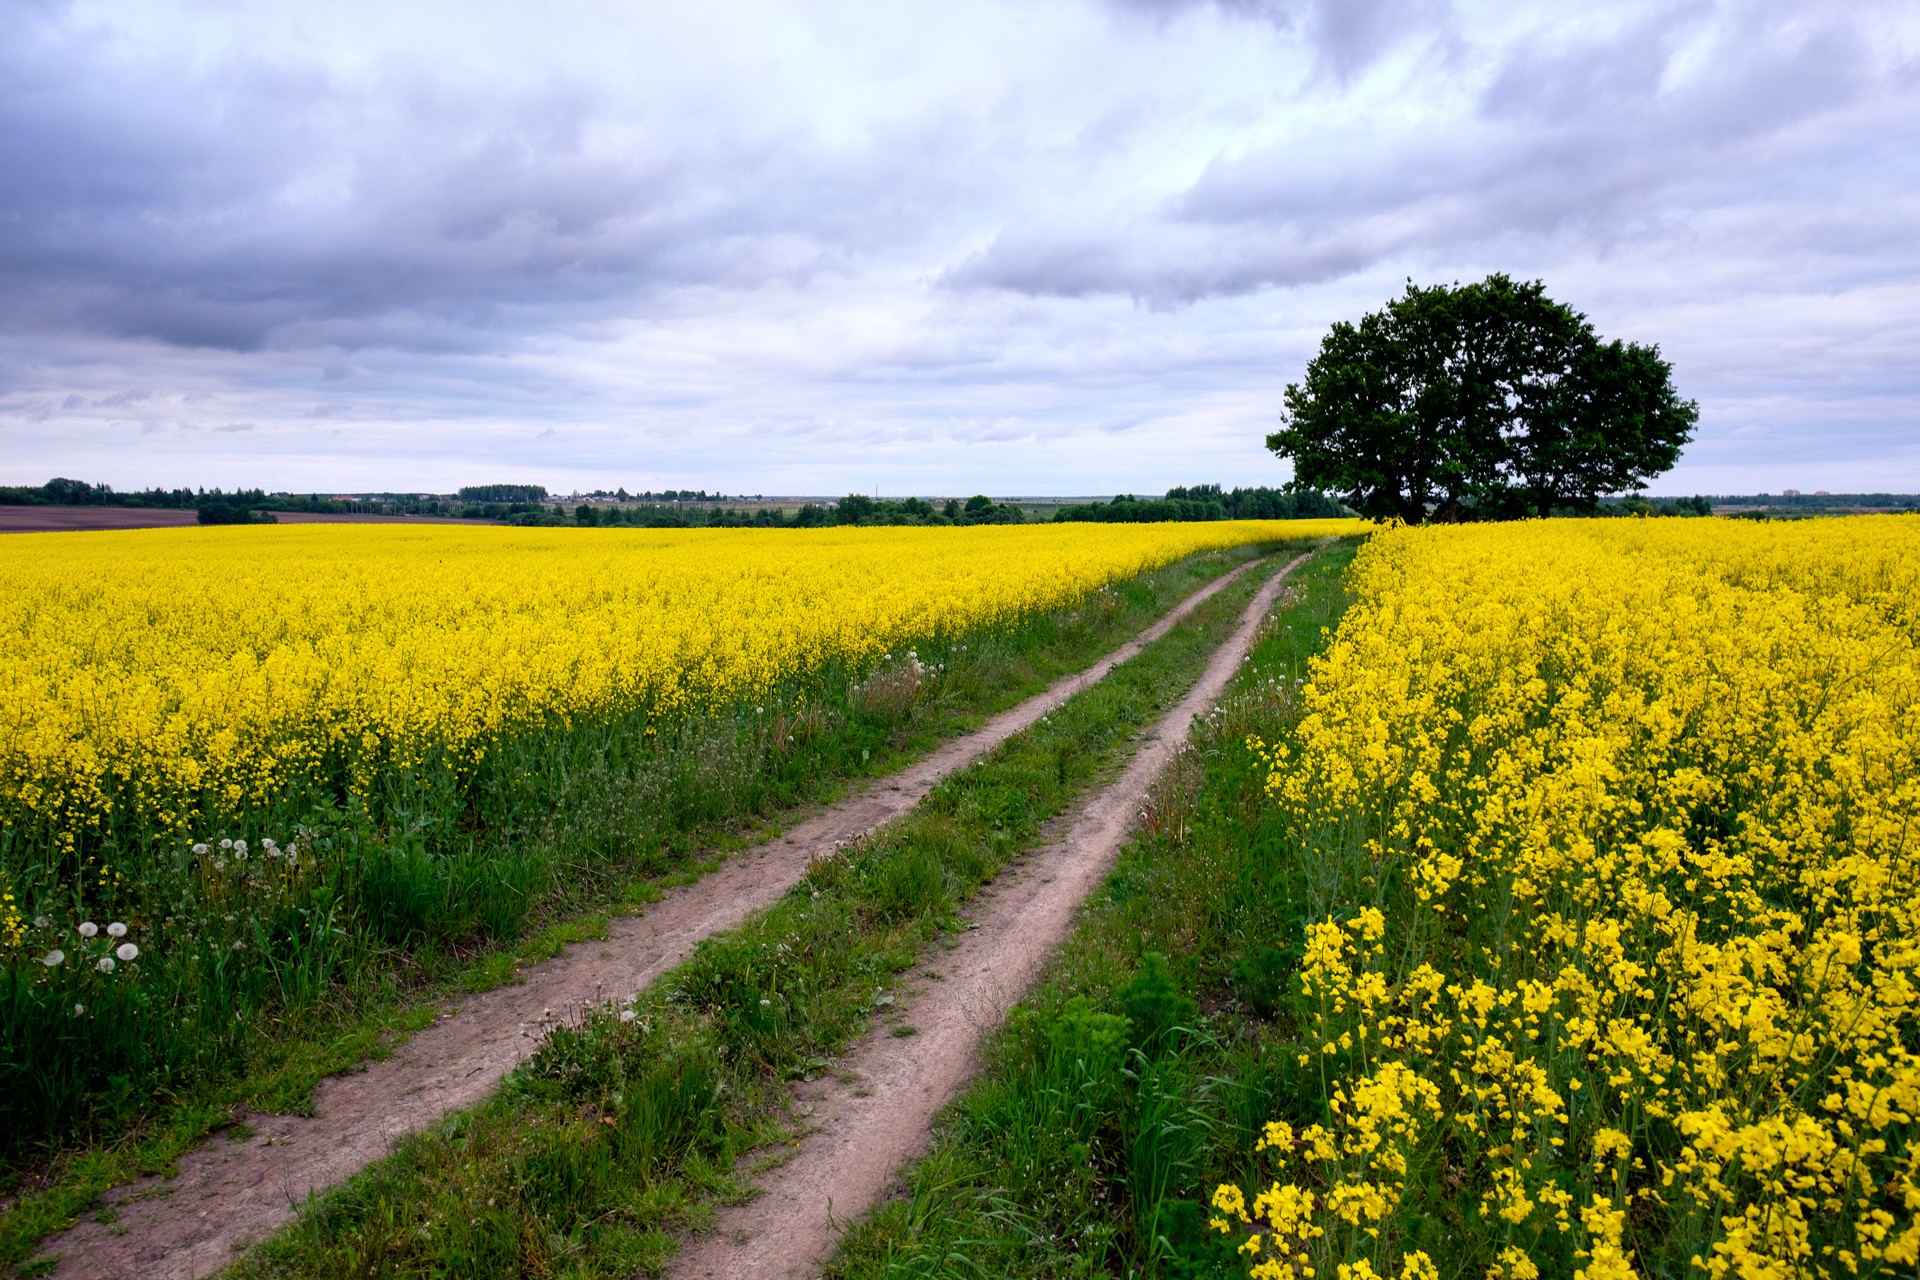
<box><xmin>670</xmin><ymin>554</ymin><xmax>1309</xmax><ymax>1280</ymax></box>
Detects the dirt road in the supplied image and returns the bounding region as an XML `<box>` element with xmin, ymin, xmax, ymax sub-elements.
<box><xmin>668</xmin><ymin>551</ymin><xmax>1311</xmax><ymax>1280</ymax></box>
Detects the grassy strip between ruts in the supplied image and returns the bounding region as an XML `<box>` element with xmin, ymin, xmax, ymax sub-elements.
<box><xmin>2</xmin><ymin>543</ymin><xmax>1280</xmax><ymax>1277</ymax></box>
<box><xmin>199</xmin><ymin>544</ymin><xmax>1320</xmax><ymax>1280</ymax></box>
<box><xmin>822</xmin><ymin>538</ymin><xmax>1361</xmax><ymax>1280</ymax></box>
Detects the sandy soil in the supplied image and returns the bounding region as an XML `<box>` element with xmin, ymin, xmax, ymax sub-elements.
<box><xmin>0</xmin><ymin>506</ymin><xmax>199</xmax><ymax>533</ymax></box>
<box><xmin>269</xmin><ymin>512</ymin><xmax>491</xmax><ymax>524</ymax></box>
<box><xmin>0</xmin><ymin>507</ymin><xmax>490</xmax><ymax>533</ymax></box>
<box><xmin>668</xmin><ymin>551</ymin><xmax>1311</xmax><ymax>1280</ymax></box>
<box><xmin>37</xmin><ymin>556</ymin><xmax>1265</xmax><ymax>1280</ymax></box>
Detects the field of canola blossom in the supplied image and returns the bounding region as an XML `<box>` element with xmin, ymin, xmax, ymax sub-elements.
<box><xmin>2</xmin><ymin>522</ymin><xmax>1342</xmax><ymax>861</ymax></box>
<box><xmin>0</xmin><ymin>519</ymin><xmax>1350</xmax><ymax>1150</ymax></box>
<box><xmin>1213</xmin><ymin>518</ymin><xmax>1920</xmax><ymax>1279</ymax></box>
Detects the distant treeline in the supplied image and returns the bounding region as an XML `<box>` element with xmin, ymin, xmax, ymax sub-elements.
<box><xmin>0</xmin><ymin>478</ymin><xmax>531</xmax><ymax>521</ymax></box>
<box><xmin>1053</xmin><ymin>485</ymin><xmax>1351</xmax><ymax>523</ymax></box>
<box><xmin>1599</xmin><ymin>495</ymin><xmax>1714</xmax><ymax>518</ymax></box>
<box><xmin>558</xmin><ymin>493</ymin><xmax>1025</xmax><ymax>529</ymax></box>
<box><xmin>15</xmin><ymin>476</ymin><xmax>1912</xmax><ymax>529</ymax></box>
<box><xmin>0</xmin><ymin>477</ymin><xmax>204</xmax><ymax>508</ymax></box>
<box><xmin>457</xmin><ymin>484</ymin><xmax>548</xmax><ymax>503</ymax></box>
<box><xmin>1711</xmin><ymin>493</ymin><xmax>1920</xmax><ymax>512</ymax></box>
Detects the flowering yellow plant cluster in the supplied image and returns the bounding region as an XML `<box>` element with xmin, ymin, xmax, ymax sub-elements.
<box><xmin>1215</xmin><ymin>518</ymin><xmax>1920</xmax><ymax>1279</ymax></box>
<box><xmin>1</xmin><ymin>521</ymin><xmax>1351</xmax><ymax>858</ymax></box>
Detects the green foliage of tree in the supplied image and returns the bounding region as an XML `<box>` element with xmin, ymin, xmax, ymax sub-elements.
<box><xmin>1268</xmin><ymin>275</ymin><xmax>1698</xmax><ymax>523</ymax></box>
<box><xmin>1054</xmin><ymin>485</ymin><xmax>1346</xmax><ymax>524</ymax></box>
<box><xmin>458</xmin><ymin>484</ymin><xmax>548</xmax><ymax>503</ymax></box>
<box><xmin>1604</xmin><ymin>494</ymin><xmax>1714</xmax><ymax>518</ymax></box>
<box><xmin>195</xmin><ymin>504</ymin><xmax>277</xmax><ymax>525</ymax></box>
<box><xmin>0</xmin><ymin>478</ymin><xmax>201</xmax><ymax>508</ymax></box>
<box><xmin>823</xmin><ymin>494</ymin><xmax>1022</xmax><ymax>526</ymax></box>
<box><xmin>836</xmin><ymin>493</ymin><xmax>878</xmax><ymax>524</ymax></box>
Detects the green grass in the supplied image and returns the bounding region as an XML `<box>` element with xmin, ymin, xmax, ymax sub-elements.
<box><xmin>0</xmin><ymin>544</ymin><xmax>1279</xmax><ymax>1275</ymax></box>
<box><xmin>820</xmin><ymin>539</ymin><xmax>1361</xmax><ymax>1280</ymax></box>
<box><xmin>201</xmin><ymin>544</ymin><xmax>1322</xmax><ymax>1280</ymax></box>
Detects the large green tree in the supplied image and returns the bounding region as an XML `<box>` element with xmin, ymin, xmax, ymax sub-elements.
<box><xmin>1268</xmin><ymin>276</ymin><xmax>1697</xmax><ymax>522</ymax></box>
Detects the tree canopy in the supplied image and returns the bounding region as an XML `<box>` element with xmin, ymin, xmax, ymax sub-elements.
<box><xmin>1267</xmin><ymin>276</ymin><xmax>1697</xmax><ymax>522</ymax></box>
<box><xmin>1053</xmin><ymin>484</ymin><xmax>1347</xmax><ymax>524</ymax></box>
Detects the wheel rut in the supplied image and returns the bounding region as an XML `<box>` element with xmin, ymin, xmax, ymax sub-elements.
<box><xmin>667</xmin><ymin>550</ymin><xmax>1313</xmax><ymax>1280</ymax></box>
<box><xmin>38</xmin><ymin>555</ymin><xmax>1268</xmax><ymax>1280</ymax></box>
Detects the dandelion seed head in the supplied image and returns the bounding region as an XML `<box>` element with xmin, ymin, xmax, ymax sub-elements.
<box><xmin>42</xmin><ymin>949</ymin><xmax>64</xmax><ymax>967</ymax></box>
<box><xmin>108</xmin><ymin>921</ymin><xmax>127</xmax><ymax>938</ymax></box>
<box><xmin>78</xmin><ymin>921</ymin><xmax>98</xmax><ymax>938</ymax></box>
<box><xmin>192</xmin><ymin>843</ymin><xmax>209</xmax><ymax>856</ymax></box>
<box><xmin>33</xmin><ymin>915</ymin><xmax>50</xmax><ymax>929</ymax></box>
<box><xmin>73</xmin><ymin>1004</ymin><xmax>86</xmax><ymax>1017</ymax></box>
<box><xmin>619</xmin><ymin>1009</ymin><xmax>637</xmax><ymax>1022</ymax></box>
<box><xmin>220</xmin><ymin>838</ymin><xmax>232</xmax><ymax>850</ymax></box>
<box><xmin>117</xmin><ymin>943</ymin><xmax>139</xmax><ymax>961</ymax></box>
<box><xmin>97</xmin><ymin>956</ymin><xmax>115</xmax><ymax>972</ymax></box>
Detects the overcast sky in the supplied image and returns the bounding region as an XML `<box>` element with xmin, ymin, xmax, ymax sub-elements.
<box><xmin>2</xmin><ymin>0</ymin><xmax>1916</xmax><ymax>497</ymax></box>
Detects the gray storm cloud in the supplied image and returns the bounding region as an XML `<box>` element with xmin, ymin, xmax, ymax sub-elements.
<box><xmin>0</xmin><ymin>0</ymin><xmax>1915</xmax><ymax>494</ymax></box>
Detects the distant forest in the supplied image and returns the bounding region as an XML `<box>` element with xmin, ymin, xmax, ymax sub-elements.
<box><xmin>1052</xmin><ymin>485</ymin><xmax>1349</xmax><ymax>523</ymax></box>
<box><xmin>7</xmin><ymin>478</ymin><xmax>1914</xmax><ymax>528</ymax></box>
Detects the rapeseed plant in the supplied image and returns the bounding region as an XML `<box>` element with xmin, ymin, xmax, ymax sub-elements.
<box><xmin>1</xmin><ymin>522</ymin><xmax>1346</xmax><ymax>1153</ymax></box>
<box><xmin>0</xmin><ymin>522</ymin><xmax>1350</xmax><ymax>859</ymax></box>
<box><xmin>1218</xmin><ymin>518</ymin><xmax>1920</xmax><ymax>1278</ymax></box>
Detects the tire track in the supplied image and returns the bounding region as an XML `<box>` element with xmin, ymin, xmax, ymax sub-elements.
<box><xmin>668</xmin><ymin>550</ymin><xmax>1313</xmax><ymax>1280</ymax></box>
<box><xmin>40</xmin><ymin>554</ymin><xmax>1271</xmax><ymax>1280</ymax></box>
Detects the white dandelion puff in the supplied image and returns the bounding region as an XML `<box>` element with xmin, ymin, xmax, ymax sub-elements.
<box><xmin>34</xmin><ymin>915</ymin><xmax>50</xmax><ymax>929</ymax></box>
<box><xmin>78</xmin><ymin>921</ymin><xmax>98</xmax><ymax>938</ymax></box>
<box><xmin>74</xmin><ymin>1004</ymin><xmax>86</xmax><ymax>1017</ymax></box>
<box><xmin>220</xmin><ymin>838</ymin><xmax>233</xmax><ymax>850</ymax></box>
<box><xmin>117</xmin><ymin>943</ymin><xmax>139</xmax><ymax>962</ymax></box>
<box><xmin>108</xmin><ymin>922</ymin><xmax>127</xmax><ymax>938</ymax></box>
<box><xmin>192</xmin><ymin>843</ymin><xmax>209</xmax><ymax>856</ymax></box>
<box><xmin>619</xmin><ymin>1009</ymin><xmax>637</xmax><ymax>1023</ymax></box>
<box><xmin>97</xmin><ymin>956</ymin><xmax>115</xmax><ymax>973</ymax></box>
<box><xmin>42</xmin><ymin>949</ymin><xmax>64</xmax><ymax>967</ymax></box>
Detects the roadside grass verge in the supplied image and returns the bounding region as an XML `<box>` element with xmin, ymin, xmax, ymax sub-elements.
<box><xmin>822</xmin><ymin>539</ymin><xmax>1360</xmax><ymax>1280</ymax></box>
<box><xmin>206</xmin><ymin>545</ymin><xmax>1321</xmax><ymax>1280</ymax></box>
<box><xmin>0</xmin><ymin>544</ymin><xmax>1274</xmax><ymax>1276</ymax></box>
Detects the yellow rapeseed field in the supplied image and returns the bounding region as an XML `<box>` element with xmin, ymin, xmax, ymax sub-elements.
<box><xmin>0</xmin><ymin>520</ymin><xmax>1351</xmax><ymax>859</ymax></box>
<box><xmin>1215</xmin><ymin>518</ymin><xmax>1920</xmax><ymax>1279</ymax></box>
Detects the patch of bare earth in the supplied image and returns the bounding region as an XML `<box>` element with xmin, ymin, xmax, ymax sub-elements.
<box><xmin>667</xmin><ymin>551</ymin><xmax>1311</xmax><ymax>1280</ymax></box>
<box><xmin>0</xmin><ymin>506</ymin><xmax>198</xmax><ymax>533</ymax></box>
<box><xmin>269</xmin><ymin>512</ymin><xmax>492</xmax><ymax>524</ymax></box>
<box><xmin>37</xmin><ymin>555</ymin><xmax>1265</xmax><ymax>1280</ymax></box>
<box><xmin>0</xmin><ymin>508</ymin><xmax>490</xmax><ymax>533</ymax></box>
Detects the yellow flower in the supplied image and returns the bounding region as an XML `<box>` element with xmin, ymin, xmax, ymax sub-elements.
<box><xmin>1</xmin><ymin>521</ymin><xmax>1353</xmax><ymax>852</ymax></box>
<box><xmin>1219</xmin><ymin>518</ymin><xmax>1920</xmax><ymax>1279</ymax></box>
